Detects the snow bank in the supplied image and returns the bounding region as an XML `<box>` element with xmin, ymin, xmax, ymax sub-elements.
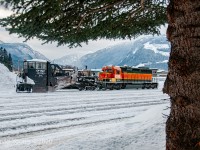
<box><xmin>0</xmin><ymin>63</ymin><xmax>16</xmax><ymax>93</ymax></box>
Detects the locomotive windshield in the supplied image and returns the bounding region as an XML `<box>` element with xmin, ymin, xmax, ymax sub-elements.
<box><xmin>28</xmin><ymin>62</ymin><xmax>35</xmax><ymax>69</ymax></box>
<box><xmin>36</xmin><ymin>62</ymin><xmax>46</xmax><ymax>69</ymax></box>
<box><xmin>104</xmin><ymin>69</ymin><xmax>113</xmax><ymax>73</ymax></box>
<box><xmin>24</xmin><ymin>61</ymin><xmax>47</xmax><ymax>70</ymax></box>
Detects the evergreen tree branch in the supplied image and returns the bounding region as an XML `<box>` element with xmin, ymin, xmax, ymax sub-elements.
<box><xmin>0</xmin><ymin>0</ymin><xmax>167</xmax><ymax>47</ymax></box>
<box><xmin>77</xmin><ymin>0</ymin><xmax>126</xmax><ymax>29</ymax></box>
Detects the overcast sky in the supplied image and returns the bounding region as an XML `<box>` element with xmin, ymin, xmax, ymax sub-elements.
<box><xmin>0</xmin><ymin>7</ymin><xmax>167</xmax><ymax>60</ymax></box>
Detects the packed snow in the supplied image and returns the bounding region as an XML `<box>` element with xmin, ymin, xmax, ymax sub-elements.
<box><xmin>0</xmin><ymin>63</ymin><xmax>170</xmax><ymax>150</ymax></box>
<box><xmin>0</xmin><ymin>63</ymin><xmax>16</xmax><ymax>92</ymax></box>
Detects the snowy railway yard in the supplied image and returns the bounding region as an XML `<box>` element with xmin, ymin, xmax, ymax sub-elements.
<box><xmin>0</xmin><ymin>82</ymin><xmax>169</xmax><ymax>150</ymax></box>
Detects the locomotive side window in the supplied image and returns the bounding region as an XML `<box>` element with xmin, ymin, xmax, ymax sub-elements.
<box><xmin>41</xmin><ymin>63</ymin><xmax>47</xmax><ymax>69</ymax></box>
<box><xmin>127</xmin><ymin>68</ymin><xmax>132</xmax><ymax>73</ymax></box>
<box><xmin>36</xmin><ymin>62</ymin><xmax>46</xmax><ymax>69</ymax></box>
<box><xmin>28</xmin><ymin>62</ymin><xmax>35</xmax><ymax>69</ymax></box>
<box><xmin>121</xmin><ymin>68</ymin><xmax>126</xmax><ymax>73</ymax></box>
<box><xmin>141</xmin><ymin>69</ymin><xmax>152</xmax><ymax>74</ymax></box>
<box><xmin>36</xmin><ymin>62</ymin><xmax>42</xmax><ymax>69</ymax></box>
<box><xmin>132</xmin><ymin>69</ymin><xmax>140</xmax><ymax>73</ymax></box>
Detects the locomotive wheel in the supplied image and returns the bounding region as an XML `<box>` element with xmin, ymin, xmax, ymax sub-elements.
<box><xmin>114</xmin><ymin>84</ymin><xmax>121</xmax><ymax>90</ymax></box>
<box><xmin>106</xmin><ymin>84</ymin><xmax>113</xmax><ymax>90</ymax></box>
<box><xmin>121</xmin><ymin>84</ymin><xmax>126</xmax><ymax>89</ymax></box>
<box><xmin>79</xmin><ymin>88</ymin><xmax>83</xmax><ymax>91</ymax></box>
<box><xmin>151</xmin><ymin>84</ymin><xmax>155</xmax><ymax>89</ymax></box>
<box><xmin>146</xmin><ymin>85</ymin><xmax>150</xmax><ymax>89</ymax></box>
<box><xmin>142</xmin><ymin>84</ymin><xmax>145</xmax><ymax>89</ymax></box>
<box><xmin>92</xmin><ymin>86</ymin><xmax>96</xmax><ymax>90</ymax></box>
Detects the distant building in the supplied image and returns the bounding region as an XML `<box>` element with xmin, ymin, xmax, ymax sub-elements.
<box><xmin>91</xmin><ymin>69</ymin><xmax>102</xmax><ymax>77</ymax></box>
<box><xmin>62</xmin><ymin>68</ymin><xmax>74</xmax><ymax>76</ymax></box>
<box><xmin>157</xmin><ymin>70</ymin><xmax>168</xmax><ymax>77</ymax></box>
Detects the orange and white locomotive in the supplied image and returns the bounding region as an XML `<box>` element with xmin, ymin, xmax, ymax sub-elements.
<box><xmin>98</xmin><ymin>65</ymin><xmax>158</xmax><ymax>90</ymax></box>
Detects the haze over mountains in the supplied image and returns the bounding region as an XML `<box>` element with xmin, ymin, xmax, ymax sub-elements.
<box><xmin>0</xmin><ymin>35</ymin><xmax>170</xmax><ymax>71</ymax></box>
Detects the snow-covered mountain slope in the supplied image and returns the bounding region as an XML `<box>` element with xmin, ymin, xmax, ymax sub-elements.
<box><xmin>55</xmin><ymin>35</ymin><xmax>170</xmax><ymax>70</ymax></box>
<box><xmin>81</xmin><ymin>35</ymin><xmax>170</xmax><ymax>70</ymax></box>
<box><xmin>119</xmin><ymin>35</ymin><xmax>170</xmax><ymax>70</ymax></box>
<box><xmin>53</xmin><ymin>54</ymin><xmax>82</xmax><ymax>66</ymax></box>
<box><xmin>76</xmin><ymin>42</ymin><xmax>135</xmax><ymax>69</ymax></box>
<box><xmin>0</xmin><ymin>43</ymin><xmax>49</xmax><ymax>69</ymax></box>
<box><xmin>53</xmin><ymin>42</ymin><xmax>135</xmax><ymax>67</ymax></box>
<box><xmin>0</xmin><ymin>63</ymin><xmax>16</xmax><ymax>92</ymax></box>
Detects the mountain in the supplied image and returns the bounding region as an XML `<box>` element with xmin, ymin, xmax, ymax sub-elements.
<box><xmin>76</xmin><ymin>42</ymin><xmax>135</xmax><ymax>69</ymax></box>
<box><xmin>53</xmin><ymin>54</ymin><xmax>82</xmax><ymax>66</ymax></box>
<box><xmin>118</xmin><ymin>35</ymin><xmax>170</xmax><ymax>70</ymax></box>
<box><xmin>0</xmin><ymin>43</ymin><xmax>48</xmax><ymax>69</ymax></box>
<box><xmin>1</xmin><ymin>35</ymin><xmax>170</xmax><ymax>71</ymax></box>
<box><xmin>75</xmin><ymin>35</ymin><xmax>170</xmax><ymax>70</ymax></box>
<box><xmin>0</xmin><ymin>40</ymin><xmax>3</xmax><ymax>44</ymax></box>
<box><xmin>53</xmin><ymin>40</ymin><xmax>142</xmax><ymax>68</ymax></box>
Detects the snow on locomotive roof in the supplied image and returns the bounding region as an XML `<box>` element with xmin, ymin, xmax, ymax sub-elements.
<box><xmin>26</xmin><ymin>59</ymin><xmax>48</xmax><ymax>62</ymax></box>
<box><xmin>91</xmin><ymin>69</ymin><xmax>102</xmax><ymax>72</ymax></box>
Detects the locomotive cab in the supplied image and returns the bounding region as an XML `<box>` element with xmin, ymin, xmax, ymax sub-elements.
<box><xmin>98</xmin><ymin>66</ymin><xmax>122</xmax><ymax>90</ymax></box>
<box><xmin>99</xmin><ymin>66</ymin><xmax>122</xmax><ymax>82</ymax></box>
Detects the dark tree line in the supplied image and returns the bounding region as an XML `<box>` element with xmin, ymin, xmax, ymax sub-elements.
<box><xmin>0</xmin><ymin>47</ymin><xmax>13</xmax><ymax>71</ymax></box>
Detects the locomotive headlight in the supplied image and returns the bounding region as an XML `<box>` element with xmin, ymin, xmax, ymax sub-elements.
<box><xmin>111</xmin><ymin>78</ymin><xmax>116</xmax><ymax>83</ymax></box>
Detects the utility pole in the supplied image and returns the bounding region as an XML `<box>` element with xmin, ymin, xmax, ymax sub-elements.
<box><xmin>18</xmin><ymin>59</ymin><xmax>20</xmax><ymax>73</ymax></box>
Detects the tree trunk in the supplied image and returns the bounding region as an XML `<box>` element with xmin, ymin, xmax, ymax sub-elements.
<box><xmin>164</xmin><ymin>0</ymin><xmax>200</xmax><ymax>149</ymax></box>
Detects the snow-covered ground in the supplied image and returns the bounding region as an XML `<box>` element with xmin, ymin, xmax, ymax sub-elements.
<box><xmin>0</xmin><ymin>63</ymin><xmax>170</xmax><ymax>150</ymax></box>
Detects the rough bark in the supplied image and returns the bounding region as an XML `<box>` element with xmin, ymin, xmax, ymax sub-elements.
<box><xmin>164</xmin><ymin>0</ymin><xmax>200</xmax><ymax>149</ymax></box>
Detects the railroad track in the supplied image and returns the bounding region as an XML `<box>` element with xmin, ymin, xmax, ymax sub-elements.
<box><xmin>0</xmin><ymin>89</ymin><xmax>169</xmax><ymax>141</ymax></box>
<box><xmin>0</xmin><ymin>99</ymin><xmax>167</xmax><ymax>123</ymax></box>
